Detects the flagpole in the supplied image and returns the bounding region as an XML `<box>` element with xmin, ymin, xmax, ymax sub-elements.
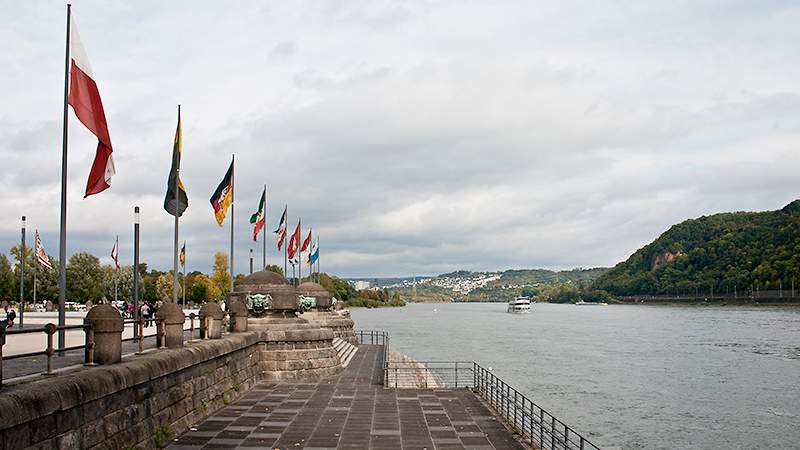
<box><xmin>284</xmin><ymin>205</ymin><xmax>288</xmax><ymax>279</ymax></box>
<box><xmin>229</xmin><ymin>155</ymin><xmax>235</xmax><ymax>293</ymax></box>
<box><xmin>263</xmin><ymin>184</ymin><xmax>267</xmax><ymax>271</ymax></box>
<box><xmin>34</xmin><ymin>230</ymin><xmax>38</xmax><ymax>310</ymax></box>
<box><xmin>173</xmin><ymin>105</ymin><xmax>181</xmax><ymax>303</ymax></box>
<box><xmin>58</xmin><ymin>3</ymin><xmax>71</xmax><ymax>351</ymax></box>
<box><xmin>299</xmin><ymin>221</ymin><xmax>302</xmax><ymax>283</ymax></box>
<box><xmin>182</xmin><ymin>240</ymin><xmax>186</xmax><ymax>309</ymax></box>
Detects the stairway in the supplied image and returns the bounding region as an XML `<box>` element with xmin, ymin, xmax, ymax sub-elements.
<box><xmin>332</xmin><ymin>337</ymin><xmax>359</xmax><ymax>367</ymax></box>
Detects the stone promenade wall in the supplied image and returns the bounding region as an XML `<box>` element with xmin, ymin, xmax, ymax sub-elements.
<box><xmin>0</xmin><ymin>332</ymin><xmax>263</xmax><ymax>450</ymax></box>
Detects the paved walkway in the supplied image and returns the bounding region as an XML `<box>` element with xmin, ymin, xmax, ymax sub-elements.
<box><xmin>168</xmin><ymin>345</ymin><xmax>526</xmax><ymax>450</ymax></box>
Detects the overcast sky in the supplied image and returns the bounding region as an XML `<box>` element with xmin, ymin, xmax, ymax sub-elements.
<box><xmin>2</xmin><ymin>0</ymin><xmax>800</xmax><ymax>279</ymax></box>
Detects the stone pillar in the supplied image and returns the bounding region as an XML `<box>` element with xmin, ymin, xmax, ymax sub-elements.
<box><xmin>156</xmin><ymin>302</ymin><xmax>185</xmax><ymax>348</ymax></box>
<box><xmin>84</xmin><ymin>304</ymin><xmax>123</xmax><ymax>364</ymax></box>
<box><xmin>199</xmin><ymin>302</ymin><xmax>225</xmax><ymax>339</ymax></box>
<box><xmin>226</xmin><ymin>299</ymin><xmax>248</xmax><ymax>332</ymax></box>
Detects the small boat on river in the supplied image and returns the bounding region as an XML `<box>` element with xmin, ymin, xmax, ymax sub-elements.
<box><xmin>507</xmin><ymin>296</ymin><xmax>531</xmax><ymax>313</ymax></box>
<box><xmin>575</xmin><ymin>300</ymin><xmax>608</xmax><ymax>306</ymax></box>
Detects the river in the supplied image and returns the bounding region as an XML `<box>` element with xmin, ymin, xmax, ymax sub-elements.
<box><xmin>350</xmin><ymin>302</ymin><xmax>800</xmax><ymax>450</ymax></box>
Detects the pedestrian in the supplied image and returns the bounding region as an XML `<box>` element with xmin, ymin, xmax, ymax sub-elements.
<box><xmin>140</xmin><ymin>303</ymin><xmax>151</xmax><ymax>327</ymax></box>
<box><xmin>2</xmin><ymin>309</ymin><xmax>16</xmax><ymax>328</ymax></box>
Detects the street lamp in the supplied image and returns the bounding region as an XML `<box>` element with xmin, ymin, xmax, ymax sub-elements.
<box><xmin>133</xmin><ymin>206</ymin><xmax>140</xmax><ymax>322</ymax></box>
<box><xmin>19</xmin><ymin>216</ymin><xmax>26</xmax><ymax>329</ymax></box>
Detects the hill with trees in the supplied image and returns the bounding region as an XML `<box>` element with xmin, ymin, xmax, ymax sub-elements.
<box><xmin>589</xmin><ymin>200</ymin><xmax>800</xmax><ymax>298</ymax></box>
<box><xmin>382</xmin><ymin>267</ymin><xmax>609</xmax><ymax>303</ymax></box>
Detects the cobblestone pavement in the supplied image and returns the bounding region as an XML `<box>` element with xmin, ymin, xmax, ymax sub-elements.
<box><xmin>168</xmin><ymin>344</ymin><xmax>525</xmax><ymax>450</ymax></box>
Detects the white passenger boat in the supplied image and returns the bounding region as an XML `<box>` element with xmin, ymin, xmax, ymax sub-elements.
<box><xmin>507</xmin><ymin>296</ymin><xmax>531</xmax><ymax>313</ymax></box>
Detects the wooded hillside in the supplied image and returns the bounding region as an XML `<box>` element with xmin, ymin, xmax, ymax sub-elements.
<box><xmin>590</xmin><ymin>200</ymin><xmax>800</xmax><ymax>296</ymax></box>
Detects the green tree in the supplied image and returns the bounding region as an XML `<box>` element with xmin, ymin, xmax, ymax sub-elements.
<box><xmin>155</xmin><ymin>272</ymin><xmax>182</xmax><ymax>302</ymax></box>
<box><xmin>191</xmin><ymin>274</ymin><xmax>220</xmax><ymax>303</ymax></box>
<box><xmin>66</xmin><ymin>252</ymin><xmax>106</xmax><ymax>303</ymax></box>
<box><xmin>264</xmin><ymin>264</ymin><xmax>284</xmax><ymax>276</ymax></box>
<box><xmin>211</xmin><ymin>252</ymin><xmax>230</xmax><ymax>298</ymax></box>
<box><xmin>0</xmin><ymin>253</ymin><xmax>16</xmax><ymax>304</ymax></box>
<box><xmin>107</xmin><ymin>265</ymin><xmax>144</xmax><ymax>302</ymax></box>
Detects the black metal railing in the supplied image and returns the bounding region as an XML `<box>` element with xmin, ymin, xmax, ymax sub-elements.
<box><xmin>474</xmin><ymin>364</ymin><xmax>600</xmax><ymax>450</ymax></box>
<box><xmin>355</xmin><ymin>330</ymin><xmax>389</xmax><ymax>383</ymax></box>
<box><xmin>354</xmin><ymin>328</ymin><xmax>601</xmax><ymax>450</ymax></box>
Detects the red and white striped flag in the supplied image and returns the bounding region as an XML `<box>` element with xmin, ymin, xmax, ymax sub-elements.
<box><xmin>68</xmin><ymin>12</ymin><xmax>115</xmax><ymax>197</ymax></box>
<box><xmin>36</xmin><ymin>232</ymin><xmax>52</xmax><ymax>269</ymax></box>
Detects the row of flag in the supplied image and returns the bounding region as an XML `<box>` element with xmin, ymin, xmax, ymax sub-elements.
<box><xmin>65</xmin><ymin>8</ymin><xmax>320</xmax><ymax>278</ymax></box>
<box><xmin>273</xmin><ymin>209</ymin><xmax>319</xmax><ymax>268</ymax></box>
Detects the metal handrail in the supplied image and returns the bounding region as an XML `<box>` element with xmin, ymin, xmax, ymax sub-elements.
<box><xmin>354</xmin><ymin>328</ymin><xmax>600</xmax><ymax>450</ymax></box>
<box><xmin>474</xmin><ymin>364</ymin><xmax>599</xmax><ymax>450</ymax></box>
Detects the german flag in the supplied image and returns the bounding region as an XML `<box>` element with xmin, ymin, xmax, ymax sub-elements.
<box><xmin>210</xmin><ymin>158</ymin><xmax>233</xmax><ymax>226</ymax></box>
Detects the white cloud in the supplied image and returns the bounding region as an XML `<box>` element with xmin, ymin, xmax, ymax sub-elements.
<box><xmin>2</xmin><ymin>0</ymin><xmax>800</xmax><ymax>278</ymax></box>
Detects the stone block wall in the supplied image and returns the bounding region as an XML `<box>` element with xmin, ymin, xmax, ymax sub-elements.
<box><xmin>0</xmin><ymin>333</ymin><xmax>263</xmax><ymax>450</ymax></box>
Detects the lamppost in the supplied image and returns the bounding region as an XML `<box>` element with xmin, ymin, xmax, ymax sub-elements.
<box><xmin>133</xmin><ymin>206</ymin><xmax>140</xmax><ymax>322</ymax></box>
<box><xmin>19</xmin><ymin>216</ymin><xmax>26</xmax><ymax>329</ymax></box>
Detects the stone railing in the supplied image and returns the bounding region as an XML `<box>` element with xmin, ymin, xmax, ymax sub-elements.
<box><xmin>0</xmin><ymin>332</ymin><xmax>262</xmax><ymax>450</ymax></box>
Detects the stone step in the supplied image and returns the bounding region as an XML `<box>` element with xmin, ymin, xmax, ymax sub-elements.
<box><xmin>332</xmin><ymin>337</ymin><xmax>358</xmax><ymax>367</ymax></box>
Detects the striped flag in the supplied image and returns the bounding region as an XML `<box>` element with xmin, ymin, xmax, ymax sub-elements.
<box><xmin>68</xmin><ymin>12</ymin><xmax>115</xmax><ymax>197</ymax></box>
<box><xmin>307</xmin><ymin>237</ymin><xmax>318</xmax><ymax>267</ymax></box>
<box><xmin>210</xmin><ymin>159</ymin><xmax>234</xmax><ymax>226</ymax></box>
<box><xmin>36</xmin><ymin>232</ymin><xmax>52</xmax><ymax>269</ymax></box>
<box><xmin>164</xmin><ymin>110</ymin><xmax>188</xmax><ymax>217</ymax></box>
<box><xmin>274</xmin><ymin>206</ymin><xmax>287</xmax><ymax>250</ymax></box>
<box><xmin>180</xmin><ymin>242</ymin><xmax>186</xmax><ymax>267</ymax></box>
<box><xmin>299</xmin><ymin>229</ymin><xmax>312</xmax><ymax>263</ymax></box>
<box><xmin>250</xmin><ymin>187</ymin><xmax>266</xmax><ymax>242</ymax></box>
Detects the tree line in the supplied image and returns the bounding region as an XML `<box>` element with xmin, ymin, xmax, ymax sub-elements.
<box><xmin>0</xmin><ymin>247</ymin><xmax>396</xmax><ymax>309</ymax></box>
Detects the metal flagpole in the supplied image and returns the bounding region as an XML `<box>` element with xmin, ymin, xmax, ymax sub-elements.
<box><xmin>173</xmin><ymin>105</ymin><xmax>180</xmax><ymax>303</ymax></box>
<box><xmin>33</xmin><ymin>230</ymin><xmax>38</xmax><ymax>311</ymax></box>
<box><xmin>182</xmin><ymin>240</ymin><xmax>186</xmax><ymax>309</ymax></box>
<box><xmin>58</xmin><ymin>4</ymin><xmax>72</xmax><ymax>351</ymax></box>
<box><xmin>263</xmin><ymin>184</ymin><xmax>267</xmax><ymax>271</ymax></box>
<box><xmin>20</xmin><ymin>216</ymin><xmax>25</xmax><ymax>328</ymax></box>
<box><xmin>284</xmin><ymin>206</ymin><xmax>288</xmax><ymax>279</ymax></box>
<box><xmin>229</xmin><ymin>155</ymin><xmax>235</xmax><ymax>293</ymax></box>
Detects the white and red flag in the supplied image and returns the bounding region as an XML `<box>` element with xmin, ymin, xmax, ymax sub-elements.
<box><xmin>36</xmin><ymin>232</ymin><xmax>52</xmax><ymax>269</ymax></box>
<box><xmin>287</xmin><ymin>219</ymin><xmax>301</xmax><ymax>259</ymax></box>
<box><xmin>68</xmin><ymin>12</ymin><xmax>115</xmax><ymax>197</ymax></box>
<box><xmin>299</xmin><ymin>229</ymin><xmax>312</xmax><ymax>263</ymax></box>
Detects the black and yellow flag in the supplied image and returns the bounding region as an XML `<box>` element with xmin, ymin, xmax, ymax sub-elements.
<box><xmin>164</xmin><ymin>108</ymin><xmax>188</xmax><ymax>217</ymax></box>
<box><xmin>180</xmin><ymin>242</ymin><xmax>186</xmax><ymax>267</ymax></box>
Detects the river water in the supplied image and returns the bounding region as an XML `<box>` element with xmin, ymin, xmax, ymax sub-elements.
<box><xmin>350</xmin><ymin>302</ymin><xmax>800</xmax><ymax>450</ymax></box>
